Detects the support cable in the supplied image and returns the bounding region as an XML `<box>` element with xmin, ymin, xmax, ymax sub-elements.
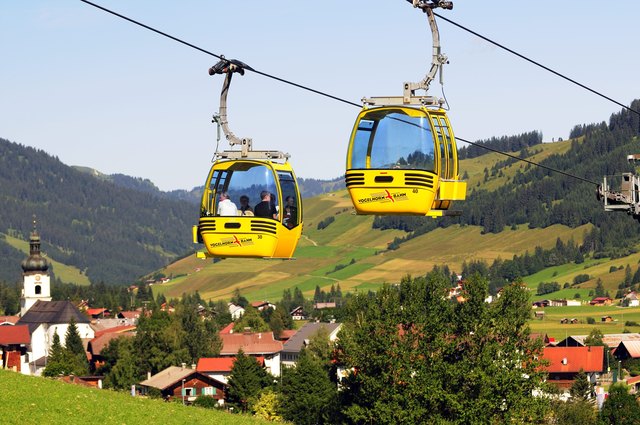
<box><xmin>80</xmin><ymin>0</ymin><xmax>602</xmax><ymax>187</ymax></box>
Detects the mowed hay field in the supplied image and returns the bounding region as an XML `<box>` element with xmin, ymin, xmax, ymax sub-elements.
<box><xmin>156</xmin><ymin>221</ymin><xmax>593</xmax><ymax>303</ymax></box>
<box><xmin>0</xmin><ymin>369</ymin><xmax>267</xmax><ymax>425</ymax></box>
<box><xmin>528</xmin><ymin>304</ymin><xmax>640</xmax><ymax>340</ymax></box>
<box><xmin>153</xmin><ymin>139</ymin><xmax>628</xmax><ymax>303</ymax></box>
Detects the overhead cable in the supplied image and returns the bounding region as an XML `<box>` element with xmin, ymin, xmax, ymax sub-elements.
<box><xmin>79</xmin><ymin>0</ymin><xmax>602</xmax><ymax>187</ymax></box>
<box><xmin>433</xmin><ymin>11</ymin><xmax>640</xmax><ymax>118</ymax></box>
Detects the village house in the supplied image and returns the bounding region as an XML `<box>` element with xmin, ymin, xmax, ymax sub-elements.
<box><xmin>613</xmin><ymin>340</ymin><xmax>640</xmax><ymax>361</ymax></box>
<box><xmin>228</xmin><ymin>303</ymin><xmax>245</xmax><ymax>320</ymax></box>
<box><xmin>139</xmin><ymin>365</ymin><xmax>226</xmax><ymax>404</ymax></box>
<box><xmin>250</xmin><ymin>301</ymin><xmax>276</xmax><ymax>311</ymax></box>
<box><xmin>87</xmin><ymin>326</ymin><xmax>136</xmax><ymax>371</ymax></box>
<box><xmin>542</xmin><ymin>346</ymin><xmax>605</xmax><ymax>390</ymax></box>
<box><xmin>589</xmin><ymin>297</ymin><xmax>613</xmax><ymax>306</ymax></box>
<box><xmin>219</xmin><ymin>331</ymin><xmax>283</xmax><ymax>377</ymax></box>
<box><xmin>313</xmin><ymin>302</ymin><xmax>336</xmax><ymax>310</ymax></box>
<box><xmin>0</xmin><ymin>325</ymin><xmax>31</xmax><ymax>374</ymax></box>
<box><xmin>530</xmin><ymin>333</ymin><xmax>554</xmax><ymax>347</ymax></box>
<box><xmin>626</xmin><ymin>375</ymin><xmax>640</xmax><ymax>394</ymax></box>
<box><xmin>290</xmin><ymin>306</ymin><xmax>307</xmax><ymax>321</ymax></box>
<box><xmin>196</xmin><ymin>356</ymin><xmax>265</xmax><ymax>384</ymax></box>
<box><xmin>277</xmin><ymin>329</ymin><xmax>297</xmax><ymax>342</ymax></box>
<box><xmin>85</xmin><ymin>308</ymin><xmax>110</xmax><ymax>320</ymax></box>
<box><xmin>281</xmin><ymin>322</ymin><xmax>342</xmax><ymax>367</ymax></box>
<box><xmin>116</xmin><ymin>310</ymin><xmax>141</xmax><ymax>323</ymax></box>
<box><xmin>624</xmin><ymin>292</ymin><xmax>640</xmax><ymax>307</ymax></box>
<box><xmin>557</xmin><ymin>333</ymin><xmax>640</xmax><ymax>348</ymax></box>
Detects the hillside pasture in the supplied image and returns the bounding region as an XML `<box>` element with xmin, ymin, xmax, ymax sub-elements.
<box><xmin>0</xmin><ymin>369</ymin><xmax>267</xmax><ymax>425</ymax></box>
<box><xmin>4</xmin><ymin>234</ymin><xmax>90</xmax><ymax>286</ymax></box>
<box><xmin>528</xmin><ymin>304</ymin><xmax>640</xmax><ymax>340</ymax></box>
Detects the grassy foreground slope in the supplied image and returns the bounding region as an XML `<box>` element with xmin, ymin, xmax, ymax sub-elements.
<box><xmin>0</xmin><ymin>369</ymin><xmax>266</xmax><ymax>425</ymax></box>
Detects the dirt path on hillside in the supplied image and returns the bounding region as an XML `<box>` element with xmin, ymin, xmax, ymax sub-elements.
<box><xmin>302</xmin><ymin>234</ymin><xmax>318</xmax><ymax>246</ymax></box>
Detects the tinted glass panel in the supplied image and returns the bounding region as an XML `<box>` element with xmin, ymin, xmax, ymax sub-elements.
<box><xmin>278</xmin><ymin>171</ymin><xmax>301</xmax><ymax>229</ymax></box>
<box><xmin>349</xmin><ymin>109</ymin><xmax>434</xmax><ymax>171</ymax></box>
<box><xmin>210</xmin><ymin>163</ymin><xmax>279</xmax><ymax>219</ymax></box>
<box><xmin>350</xmin><ymin>119</ymin><xmax>374</xmax><ymax>169</ymax></box>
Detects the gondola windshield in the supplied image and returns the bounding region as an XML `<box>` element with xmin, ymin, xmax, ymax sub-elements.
<box><xmin>349</xmin><ymin>108</ymin><xmax>435</xmax><ymax>171</ymax></box>
<box><xmin>204</xmin><ymin>162</ymin><xmax>279</xmax><ymax>218</ymax></box>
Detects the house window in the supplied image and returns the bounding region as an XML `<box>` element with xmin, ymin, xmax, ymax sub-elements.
<box><xmin>182</xmin><ymin>387</ymin><xmax>195</xmax><ymax>397</ymax></box>
<box><xmin>35</xmin><ymin>285</ymin><xmax>41</xmax><ymax>295</ymax></box>
<box><xmin>202</xmin><ymin>386</ymin><xmax>215</xmax><ymax>396</ymax></box>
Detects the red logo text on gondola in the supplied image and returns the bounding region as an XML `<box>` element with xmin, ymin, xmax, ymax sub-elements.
<box><xmin>210</xmin><ymin>235</ymin><xmax>255</xmax><ymax>248</ymax></box>
<box><xmin>357</xmin><ymin>190</ymin><xmax>408</xmax><ymax>204</ymax></box>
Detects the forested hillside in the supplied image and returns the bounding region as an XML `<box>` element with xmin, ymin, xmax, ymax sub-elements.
<box><xmin>375</xmin><ymin>100</ymin><xmax>640</xmax><ymax>256</ymax></box>
<box><xmin>0</xmin><ymin>138</ymin><xmax>194</xmax><ymax>284</ymax></box>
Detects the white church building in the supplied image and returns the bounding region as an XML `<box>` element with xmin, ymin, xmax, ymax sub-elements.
<box><xmin>13</xmin><ymin>223</ymin><xmax>94</xmax><ymax>375</ymax></box>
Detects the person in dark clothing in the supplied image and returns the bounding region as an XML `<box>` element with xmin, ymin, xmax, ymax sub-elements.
<box><xmin>254</xmin><ymin>191</ymin><xmax>277</xmax><ymax>219</ymax></box>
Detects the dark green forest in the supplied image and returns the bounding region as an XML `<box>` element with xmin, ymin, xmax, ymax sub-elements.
<box><xmin>0</xmin><ymin>138</ymin><xmax>195</xmax><ymax>284</ymax></box>
<box><xmin>375</xmin><ymin>100</ymin><xmax>640</xmax><ymax>255</ymax></box>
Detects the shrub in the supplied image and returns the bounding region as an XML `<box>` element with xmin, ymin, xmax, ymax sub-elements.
<box><xmin>625</xmin><ymin>321</ymin><xmax>640</xmax><ymax>327</ymax></box>
<box><xmin>316</xmin><ymin>216</ymin><xmax>335</xmax><ymax>230</ymax></box>
<box><xmin>586</xmin><ymin>317</ymin><xmax>596</xmax><ymax>324</ymax></box>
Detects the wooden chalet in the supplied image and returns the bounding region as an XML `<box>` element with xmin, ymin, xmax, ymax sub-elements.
<box><xmin>139</xmin><ymin>365</ymin><xmax>226</xmax><ymax>404</ymax></box>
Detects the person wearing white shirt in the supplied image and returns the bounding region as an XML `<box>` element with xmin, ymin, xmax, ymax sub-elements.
<box><xmin>217</xmin><ymin>191</ymin><xmax>238</xmax><ymax>216</ymax></box>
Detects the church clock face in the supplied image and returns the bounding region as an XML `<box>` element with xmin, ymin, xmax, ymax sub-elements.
<box><xmin>35</xmin><ymin>275</ymin><xmax>41</xmax><ymax>282</ymax></box>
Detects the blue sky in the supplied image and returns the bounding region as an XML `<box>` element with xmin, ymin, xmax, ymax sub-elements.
<box><xmin>1</xmin><ymin>1</ymin><xmax>638</xmax><ymax>191</ymax></box>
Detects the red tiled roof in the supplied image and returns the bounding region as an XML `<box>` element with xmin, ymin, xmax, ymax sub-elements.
<box><xmin>627</xmin><ymin>375</ymin><xmax>640</xmax><ymax>385</ymax></box>
<box><xmin>0</xmin><ymin>316</ymin><xmax>19</xmax><ymax>325</ymax></box>
<box><xmin>88</xmin><ymin>332</ymin><xmax>134</xmax><ymax>355</ymax></box>
<box><xmin>219</xmin><ymin>323</ymin><xmax>235</xmax><ymax>334</ymax></box>
<box><xmin>278</xmin><ymin>329</ymin><xmax>297</xmax><ymax>341</ymax></box>
<box><xmin>0</xmin><ymin>325</ymin><xmax>31</xmax><ymax>345</ymax></box>
<box><xmin>197</xmin><ymin>356</ymin><xmax>265</xmax><ymax>372</ymax></box>
<box><xmin>251</xmin><ymin>301</ymin><xmax>270</xmax><ymax>308</ymax></box>
<box><xmin>86</xmin><ymin>308</ymin><xmax>108</xmax><ymax>316</ymax></box>
<box><xmin>117</xmin><ymin>311</ymin><xmax>140</xmax><ymax>319</ymax></box>
<box><xmin>220</xmin><ymin>332</ymin><xmax>283</xmax><ymax>355</ymax></box>
<box><xmin>543</xmin><ymin>346</ymin><xmax>604</xmax><ymax>373</ymax></box>
<box><xmin>93</xmin><ymin>325</ymin><xmax>137</xmax><ymax>339</ymax></box>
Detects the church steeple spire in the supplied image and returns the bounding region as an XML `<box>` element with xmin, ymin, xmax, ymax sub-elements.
<box><xmin>21</xmin><ymin>215</ymin><xmax>49</xmax><ymax>273</ymax></box>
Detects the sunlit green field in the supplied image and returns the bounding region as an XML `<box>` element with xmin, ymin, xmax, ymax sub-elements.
<box><xmin>0</xmin><ymin>369</ymin><xmax>267</xmax><ymax>425</ymax></box>
<box><xmin>528</xmin><ymin>304</ymin><xmax>640</xmax><ymax>340</ymax></box>
<box><xmin>3</xmin><ymin>234</ymin><xmax>90</xmax><ymax>286</ymax></box>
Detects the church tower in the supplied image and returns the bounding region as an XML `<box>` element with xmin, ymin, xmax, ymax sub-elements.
<box><xmin>20</xmin><ymin>218</ymin><xmax>51</xmax><ymax>316</ymax></box>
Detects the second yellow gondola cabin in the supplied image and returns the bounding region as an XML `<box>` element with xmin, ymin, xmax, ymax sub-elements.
<box><xmin>345</xmin><ymin>0</ymin><xmax>466</xmax><ymax>217</ymax></box>
<box><xmin>346</xmin><ymin>105</ymin><xmax>465</xmax><ymax>216</ymax></box>
<box><xmin>193</xmin><ymin>58</ymin><xmax>303</xmax><ymax>259</ymax></box>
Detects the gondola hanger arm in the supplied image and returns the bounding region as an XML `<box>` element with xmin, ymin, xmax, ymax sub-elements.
<box><xmin>209</xmin><ymin>58</ymin><xmax>289</xmax><ymax>161</ymax></box>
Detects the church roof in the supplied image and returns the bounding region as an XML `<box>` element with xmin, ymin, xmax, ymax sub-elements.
<box><xmin>17</xmin><ymin>300</ymin><xmax>90</xmax><ymax>333</ymax></box>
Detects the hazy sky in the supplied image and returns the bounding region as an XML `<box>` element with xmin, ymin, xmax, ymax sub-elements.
<box><xmin>2</xmin><ymin>1</ymin><xmax>638</xmax><ymax>191</ymax></box>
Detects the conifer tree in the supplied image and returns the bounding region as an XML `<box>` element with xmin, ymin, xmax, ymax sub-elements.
<box><xmin>65</xmin><ymin>317</ymin><xmax>89</xmax><ymax>375</ymax></box>
<box><xmin>227</xmin><ymin>349</ymin><xmax>271</xmax><ymax>412</ymax></box>
<box><xmin>569</xmin><ymin>370</ymin><xmax>593</xmax><ymax>400</ymax></box>
<box><xmin>43</xmin><ymin>331</ymin><xmax>68</xmax><ymax>377</ymax></box>
<box><xmin>281</xmin><ymin>349</ymin><xmax>338</xmax><ymax>425</ymax></box>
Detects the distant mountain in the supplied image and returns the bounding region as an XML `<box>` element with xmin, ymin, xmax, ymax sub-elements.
<box><xmin>0</xmin><ymin>138</ymin><xmax>196</xmax><ymax>285</ymax></box>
